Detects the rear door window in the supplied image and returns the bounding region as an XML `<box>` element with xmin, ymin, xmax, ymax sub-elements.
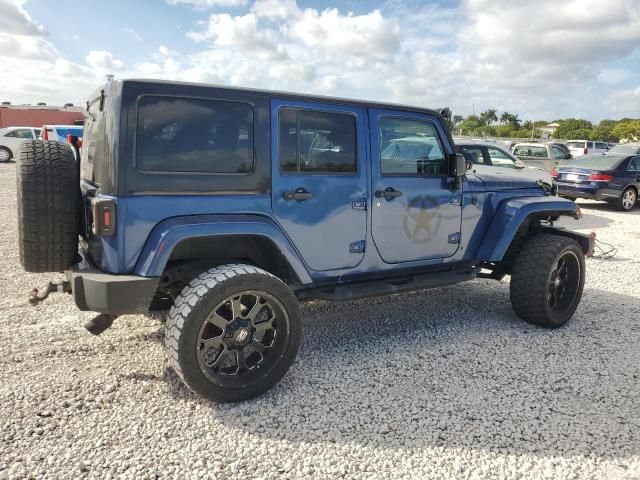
<box><xmin>457</xmin><ymin>145</ymin><xmax>486</xmax><ymax>165</ymax></box>
<box><xmin>278</xmin><ymin>108</ymin><xmax>357</xmax><ymax>173</ymax></box>
<box><xmin>6</xmin><ymin>129</ymin><xmax>33</xmax><ymax>139</ymax></box>
<box><xmin>136</xmin><ymin>96</ymin><xmax>254</xmax><ymax>173</ymax></box>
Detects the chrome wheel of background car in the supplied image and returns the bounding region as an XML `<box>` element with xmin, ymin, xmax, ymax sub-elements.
<box><xmin>621</xmin><ymin>189</ymin><xmax>636</xmax><ymax>211</ymax></box>
<box><xmin>0</xmin><ymin>147</ymin><xmax>11</xmax><ymax>162</ymax></box>
<box><xmin>547</xmin><ymin>251</ymin><xmax>581</xmax><ymax>315</ymax></box>
<box><xmin>196</xmin><ymin>290</ymin><xmax>288</xmax><ymax>385</ymax></box>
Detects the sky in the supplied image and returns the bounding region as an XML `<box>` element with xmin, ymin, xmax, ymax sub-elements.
<box><xmin>1</xmin><ymin>0</ymin><xmax>639</xmax><ymax>122</ymax></box>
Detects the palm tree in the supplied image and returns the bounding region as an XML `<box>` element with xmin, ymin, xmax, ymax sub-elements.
<box><xmin>510</xmin><ymin>114</ymin><xmax>521</xmax><ymax>129</ymax></box>
<box><xmin>480</xmin><ymin>109</ymin><xmax>498</xmax><ymax>126</ymax></box>
<box><xmin>500</xmin><ymin>112</ymin><xmax>513</xmax><ymax>124</ymax></box>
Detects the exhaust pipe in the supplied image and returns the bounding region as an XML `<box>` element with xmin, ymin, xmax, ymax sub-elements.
<box><xmin>85</xmin><ymin>314</ymin><xmax>117</xmax><ymax>335</ymax></box>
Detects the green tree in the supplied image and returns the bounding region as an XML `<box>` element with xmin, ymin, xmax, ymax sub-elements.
<box><xmin>480</xmin><ymin>109</ymin><xmax>498</xmax><ymax>126</ymax></box>
<box><xmin>458</xmin><ymin>115</ymin><xmax>484</xmax><ymax>136</ymax></box>
<box><xmin>612</xmin><ymin>120</ymin><xmax>640</xmax><ymax>142</ymax></box>
<box><xmin>553</xmin><ymin>119</ymin><xmax>594</xmax><ymax>139</ymax></box>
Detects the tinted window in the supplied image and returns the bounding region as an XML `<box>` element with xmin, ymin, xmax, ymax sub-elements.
<box><xmin>457</xmin><ymin>145</ymin><xmax>485</xmax><ymax>165</ymax></box>
<box><xmin>278</xmin><ymin>108</ymin><xmax>357</xmax><ymax>173</ymax></box>
<box><xmin>628</xmin><ymin>157</ymin><xmax>640</xmax><ymax>171</ymax></box>
<box><xmin>596</xmin><ymin>142</ymin><xmax>607</xmax><ymax>149</ymax></box>
<box><xmin>379</xmin><ymin>117</ymin><xmax>446</xmax><ymax>175</ymax></box>
<box><xmin>513</xmin><ymin>145</ymin><xmax>548</xmax><ymax>157</ymax></box>
<box><xmin>6</xmin><ymin>129</ymin><xmax>33</xmax><ymax>139</ymax></box>
<box><xmin>34</xmin><ymin>128</ymin><xmax>41</xmax><ymax>137</ymax></box>
<box><xmin>487</xmin><ymin>146</ymin><xmax>515</xmax><ymax>167</ymax></box>
<box><xmin>136</xmin><ymin>96</ymin><xmax>253</xmax><ymax>173</ymax></box>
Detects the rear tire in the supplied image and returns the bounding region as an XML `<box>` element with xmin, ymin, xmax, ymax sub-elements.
<box><xmin>619</xmin><ymin>187</ymin><xmax>637</xmax><ymax>211</ymax></box>
<box><xmin>165</xmin><ymin>264</ymin><xmax>302</xmax><ymax>402</ymax></box>
<box><xmin>510</xmin><ymin>234</ymin><xmax>585</xmax><ymax>328</ymax></box>
<box><xmin>16</xmin><ymin>140</ymin><xmax>79</xmax><ymax>272</ymax></box>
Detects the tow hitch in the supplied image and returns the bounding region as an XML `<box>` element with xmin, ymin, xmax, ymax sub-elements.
<box><xmin>29</xmin><ymin>281</ymin><xmax>72</xmax><ymax>306</ymax></box>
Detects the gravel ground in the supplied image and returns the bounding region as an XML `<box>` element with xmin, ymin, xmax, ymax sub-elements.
<box><xmin>0</xmin><ymin>160</ymin><xmax>638</xmax><ymax>480</ymax></box>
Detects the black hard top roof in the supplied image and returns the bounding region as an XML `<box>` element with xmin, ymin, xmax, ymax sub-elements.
<box><xmin>109</xmin><ymin>78</ymin><xmax>443</xmax><ymax>118</ymax></box>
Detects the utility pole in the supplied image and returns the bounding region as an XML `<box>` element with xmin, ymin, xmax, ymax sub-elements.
<box><xmin>531</xmin><ymin>121</ymin><xmax>535</xmax><ymax>140</ymax></box>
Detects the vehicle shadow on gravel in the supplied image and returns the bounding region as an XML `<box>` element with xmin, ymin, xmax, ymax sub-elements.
<box><xmin>185</xmin><ymin>281</ymin><xmax>639</xmax><ymax>461</ymax></box>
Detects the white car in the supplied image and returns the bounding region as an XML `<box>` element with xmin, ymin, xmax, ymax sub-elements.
<box><xmin>455</xmin><ymin>140</ymin><xmax>556</xmax><ymax>194</ymax></box>
<box><xmin>0</xmin><ymin>126</ymin><xmax>41</xmax><ymax>162</ymax></box>
<box><xmin>566</xmin><ymin>140</ymin><xmax>609</xmax><ymax>157</ymax></box>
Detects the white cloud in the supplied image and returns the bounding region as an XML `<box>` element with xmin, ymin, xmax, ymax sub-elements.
<box><xmin>2</xmin><ymin>0</ymin><xmax>640</xmax><ymax>121</ymax></box>
<box><xmin>605</xmin><ymin>86</ymin><xmax>640</xmax><ymax>116</ymax></box>
<box><xmin>167</xmin><ymin>0</ymin><xmax>247</xmax><ymax>8</ymax></box>
<box><xmin>597</xmin><ymin>68</ymin><xmax>632</xmax><ymax>84</ymax></box>
<box><xmin>124</xmin><ymin>27</ymin><xmax>143</xmax><ymax>42</ymax></box>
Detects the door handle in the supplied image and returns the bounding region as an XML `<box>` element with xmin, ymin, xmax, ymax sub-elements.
<box><xmin>283</xmin><ymin>188</ymin><xmax>313</xmax><ymax>201</ymax></box>
<box><xmin>375</xmin><ymin>187</ymin><xmax>402</xmax><ymax>200</ymax></box>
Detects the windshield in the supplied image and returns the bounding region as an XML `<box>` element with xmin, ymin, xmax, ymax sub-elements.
<box><xmin>566</xmin><ymin>141</ymin><xmax>586</xmax><ymax>149</ymax></box>
<box><xmin>606</xmin><ymin>144</ymin><xmax>640</xmax><ymax>155</ymax></box>
<box><xmin>566</xmin><ymin>155</ymin><xmax>624</xmax><ymax>169</ymax></box>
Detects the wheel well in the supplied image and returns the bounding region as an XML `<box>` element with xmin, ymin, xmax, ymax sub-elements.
<box><xmin>152</xmin><ymin>235</ymin><xmax>301</xmax><ymax>303</ymax></box>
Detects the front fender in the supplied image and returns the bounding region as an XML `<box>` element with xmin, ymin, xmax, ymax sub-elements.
<box><xmin>134</xmin><ymin>214</ymin><xmax>313</xmax><ymax>284</ymax></box>
<box><xmin>475</xmin><ymin>196</ymin><xmax>580</xmax><ymax>262</ymax></box>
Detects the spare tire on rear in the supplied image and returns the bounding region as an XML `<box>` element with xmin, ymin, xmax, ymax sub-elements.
<box><xmin>17</xmin><ymin>140</ymin><xmax>80</xmax><ymax>273</ymax></box>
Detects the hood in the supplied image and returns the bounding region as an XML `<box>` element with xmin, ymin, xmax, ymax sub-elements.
<box><xmin>470</xmin><ymin>164</ymin><xmax>546</xmax><ymax>191</ymax></box>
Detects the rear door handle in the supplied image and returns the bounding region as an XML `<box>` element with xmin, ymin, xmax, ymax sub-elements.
<box><xmin>283</xmin><ymin>188</ymin><xmax>313</xmax><ymax>201</ymax></box>
<box><xmin>375</xmin><ymin>187</ymin><xmax>402</xmax><ymax>200</ymax></box>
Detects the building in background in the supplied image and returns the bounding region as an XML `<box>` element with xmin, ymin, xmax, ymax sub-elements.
<box><xmin>0</xmin><ymin>103</ymin><xmax>83</xmax><ymax>129</ymax></box>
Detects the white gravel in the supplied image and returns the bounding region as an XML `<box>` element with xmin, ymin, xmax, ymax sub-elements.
<box><xmin>0</xmin><ymin>160</ymin><xmax>639</xmax><ymax>480</ymax></box>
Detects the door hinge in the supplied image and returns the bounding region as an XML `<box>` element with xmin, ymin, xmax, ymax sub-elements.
<box><xmin>352</xmin><ymin>198</ymin><xmax>367</xmax><ymax>210</ymax></box>
<box><xmin>448</xmin><ymin>232</ymin><xmax>461</xmax><ymax>244</ymax></box>
<box><xmin>349</xmin><ymin>240</ymin><xmax>366</xmax><ymax>253</ymax></box>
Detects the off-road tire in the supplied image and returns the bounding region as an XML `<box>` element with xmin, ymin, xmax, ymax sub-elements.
<box><xmin>16</xmin><ymin>140</ymin><xmax>79</xmax><ymax>272</ymax></box>
<box><xmin>618</xmin><ymin>187</ymin><xmax>637</xmax><ymax>211</ymax></box>
<box><xmin>165</xmin><ymin>264</ymin><xmax>302</xmax><ymax>403</ymax></box>
<box><xmin>0</xmin><ymin>146</ymin><xmax>12</xmax><ymax>163</ymax></box>
<box><xmin>510</xmin><ymin>234</ymin><xmax>585</xmax><ymax>328</ymax></box>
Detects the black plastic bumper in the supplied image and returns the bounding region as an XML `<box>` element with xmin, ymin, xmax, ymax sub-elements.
<box><xmin>67</xmin><ymin>255</ymin><xmax>158</xmax><ymax>314</ymax></box>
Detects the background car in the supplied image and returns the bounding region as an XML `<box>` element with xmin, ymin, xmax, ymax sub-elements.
<box><xmin>554</xmin><ymin>153</ymin><xmax>640</xmax><ymax>211</ymax></box>
<box><xmin>40</xmin><ymin>125</ymin><xmax>83</xmax><ymax>142</ymax></box>
<box><xmin>605</xmin><ymin>143</ymin><xmax>640</xmax><ymax>155</ymax></box>
<box><xmin>566</xmin><ymin>140</ymin><xmax>609</xmax><ymax>157</ymax></box>
<box><xmin>0</xmin><ymin>126</ymin><xmax>41</xmax><ymax>162</ymax></box>
<box><xmin>547</xmin><ymin>141</ymin><xmax>572</xmax><ymax>158</ymax></box>
<box><xmin>455</xmin><ymin>140</ymin><xmax>555</xmax><ymax>194</ymax></box>
<box><xmin>512</xmin><ymin>142</ymin><xmax>572</xmax><ymax>171</ymax></box>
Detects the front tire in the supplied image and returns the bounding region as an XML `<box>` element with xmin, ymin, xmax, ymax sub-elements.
<box><xmin>0</xmin><ymin>146</ymin><xmax>12</xmax><ymax>163</ymax></box>
<box><xmin>165</xmin><ymin>264</ymin><xmax>302</xmax><ymax>402</ymax></box>
<box><xmin>510</xmin><ymin>234</ymin><xmax>585</xmax><ymax>328</ymax></box>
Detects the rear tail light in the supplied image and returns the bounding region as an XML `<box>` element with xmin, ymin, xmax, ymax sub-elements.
<box><xmin>583</xmin><ymin>147</ymin><xmax>588</xmax><ymax>155</ymax></box>
<box><xmin>42</xmin><ymin>129</ymin><xmax>48</xmax><ymax>140</ymax></box>
<box><xmin>91</xmin><ymin>198</ymin><xmax>116</xmax><ymax>236</ymax></box>
<box><xmin>551</xmin><ymin>168</ymin><xmax>559</xmax><ymax>178</ymax></box>
<box><xmin>588</xmin><ymin>173</ymin><xmax>613</xmax><ymax>182</ymax></box>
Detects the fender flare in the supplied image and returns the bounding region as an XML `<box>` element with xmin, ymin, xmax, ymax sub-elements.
<box><xmin>133</xmin><ymin>214</ymin><xmax>313</xmax><ymax>285</ymax></box>
<box><xmin>475</xmin><ymin>196</ymin><xmax>581</xmax><ymax>262</ymax></box>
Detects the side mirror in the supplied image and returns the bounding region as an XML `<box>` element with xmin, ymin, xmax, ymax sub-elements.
<box><xmin>514</xmin><ymin>159</ymin><xmax>526</xmax><ymax>169</ymax></box>
<box><xmin>449</xmin><ymin>153</ymin><xmax>467</xmax><ymax>178</ymax></box>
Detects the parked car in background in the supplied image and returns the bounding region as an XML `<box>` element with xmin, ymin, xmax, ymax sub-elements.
<box><xmin>554</xmin><ymin>153</ymin><xmax>640</xmax><ymax>211</ymax></box>
<box><xmin>455</xmin><ymin>140</ymin><xmax>555</xmax><ymax>194</ymax></box>
<box><xmin>512</xmin><ymin>142</ymin><xmax>572</xmax><ymax>171</ymax></box>
<box><xmin>605</xmin><ymin>143</ymin><xmax>640</xmax><ymax>155</ymax></box>
<box><xmin>0</xmin><ymin>126</ymin><xmax>41</xmax><ymax>162</ymax></box>
<box><xmin>40</xmin><ymin>125</ymin><xmax>83</xmax><ymax>142</ymax></box>
<box><xmin>547</xmin><ymin>142</ymin><xmax>572</xmax><ymax>158</ymax></box>
<box><xmin>566</xmin><ymin>140</ymin><xmax>608</xmax><ymax>157</ymax></box>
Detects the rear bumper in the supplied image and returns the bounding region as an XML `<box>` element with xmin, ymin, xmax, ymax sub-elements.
<box><xmin>67</xmin><ymin>254</ymin><xmax>158</xmax><ymax>314</ymax></box>
<box><xmin>557</xmin><ymin>183</ymin><xmax>619</xmax><ymax>201</ymax></box>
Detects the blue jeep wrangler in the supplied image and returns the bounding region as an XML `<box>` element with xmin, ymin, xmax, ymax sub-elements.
<box><xmin>16</xmin><ymin>79</ymin><xmax>593</xmax><ymax>402</ymax></box>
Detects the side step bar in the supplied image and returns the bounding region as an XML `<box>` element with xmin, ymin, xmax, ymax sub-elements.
<box><xmin>305</xmin><ymin>269</ymin><xmax>477</xmax><ymax>302</ymax></box>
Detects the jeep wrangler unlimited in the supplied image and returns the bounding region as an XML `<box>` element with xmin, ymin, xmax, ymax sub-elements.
<box><xmin>16</xmin><ymin>79</ymin><xmax>593</xmax><ymax>402</ymax></box>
